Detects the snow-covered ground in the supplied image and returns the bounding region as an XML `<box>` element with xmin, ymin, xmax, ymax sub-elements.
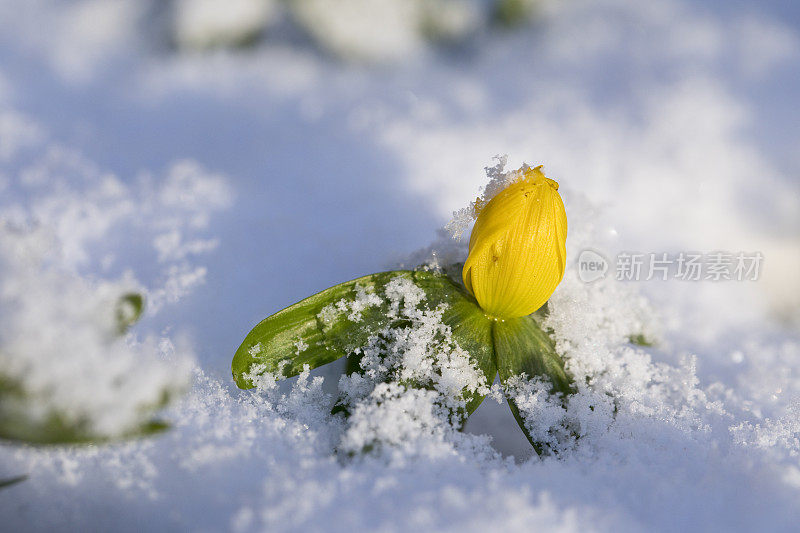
<box><xmin>1</xmin><ymin>0</ymin><xmax>799</xmax><ymax>531</ymax></box>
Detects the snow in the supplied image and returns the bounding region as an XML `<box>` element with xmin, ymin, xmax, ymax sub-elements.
<box><xmin>0</xmin><ymin>192</ymin><xmax>206</xmax><ymax>438</ymax></box>
<box><xmin>173</xmin><ymin>0</ymin><xmax>278</xmax><ymax>50</ymax></box>
<box><xmin>335</xmin><ymin>274</ymin><xmax>492</xmax><ymax>433</ymax></box>
<box><xmin>1</xmin><ymin>0</ymin><xmax>800</xmax><ymax>531</ymax></box>
<box><xmin>318</xmin><ymin>283</ymin><xmax>384</xmax><ymax>325</ymax></box>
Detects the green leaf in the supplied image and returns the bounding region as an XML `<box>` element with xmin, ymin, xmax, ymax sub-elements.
<box><xmin>493</xmin><ymin>315</ymin><xmax>573</xmax><ymax>451</ymax></box>
<box><xmin>235</xmin><ymin>268</ymin><xmax>497</xmax><ymax>424</ymax></box>
<box><xmin>494</xmin><ymin>316</ymin><xmax>571</xmax><ymax>395</ymax></box>
<box><xmin>331</xmin><ymin>270</ymin><xmax>497</xmax><ymax>420</ymax></box>
<box><xmin>0</xmin><ymin>475</ymin><xmax>27</xmax><ymax>491</ymax></box>
<box><xmin>115</xmin><ymin>292</ymin><xmax>145</xmax><ymax>335</ymax></box>
<box><xmin>0</xmin><ymin>373</ymin><xmax>171</xmax><ymax>445</ymax></box>
<box><xmin>629</xmin><ymin>333</ymin><xmax>654</xmax><ymax>347</ymax></box>
<box><xmin>233</xmin><ymin>271</ymin><xmax>418</xmax><ymax>388</ymax></box>
<box><xmin>0</xmin><ymin>411</ymin><xmax>169</xmax><ymax>445</ymax></box>
<box><xmin>493</xmin><ymin>0</ymin><xmax>537</xmax><ymax>27</ymax></box>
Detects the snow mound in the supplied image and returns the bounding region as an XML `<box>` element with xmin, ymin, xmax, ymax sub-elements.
<box><xmin>0</xmin><ymin>126</ymin><xmax>232</xmax><ymax>440</ymax></box>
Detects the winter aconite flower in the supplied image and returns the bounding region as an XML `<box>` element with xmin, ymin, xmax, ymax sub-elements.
<box><xmin>462</xmin><ymin>166</ymin><xmax>567</xmax><ymax>319</ymax></box>
<box><xmin>234</xmin><ymin>160</ymin><xmax>574</xmax><ymax>457</ymax></box>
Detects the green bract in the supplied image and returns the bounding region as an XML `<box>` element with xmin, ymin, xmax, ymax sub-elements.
<box><xmin>232</xmin><ymin>268</ymin><xmax>574</xmax><ymax>451</ymax></box>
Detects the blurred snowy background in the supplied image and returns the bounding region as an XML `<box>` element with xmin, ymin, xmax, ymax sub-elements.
<box><xmin>1</xmin><ymin>0</ymin><xmax>799</xmax><ymax>531</ymax></box>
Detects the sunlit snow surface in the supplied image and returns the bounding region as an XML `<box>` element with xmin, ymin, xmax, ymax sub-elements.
<box><xmin>1</xmin><ymin>0</ymin><xmax>800</xmax><ymax>531</ymax></box>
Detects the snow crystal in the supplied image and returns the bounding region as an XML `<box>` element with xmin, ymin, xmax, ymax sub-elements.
<box><xmin>337</xmin><ymin>275</ymin><xmax>492</xmax><ymax>454</ymax></box>
<box><xmin>446</xmin><ymin>155</ymin><xmax>515</xmax><ymax>240</ymax></box>
<box><xmin>347</xmin><ymin>285</ymin><xmax>384</xmax><ymax>322</ymax></box>
<box><xmin>317</xmin><ymin>283</ymin><xmax>383</xmax><ymax>325</ymax></box>
<box><xmin>248</xmin><ymin>342</ymin><xmax>264</xmax><ymax>357</ymax></box>
<box><xmin>317</xmin><ymin>303</ymin><xmax>339</xmax><ymax>326</ymax></box>
<box><xmin>339</xmin><ymin>383</ymin><xmax>454</xmax><ymax>459</ymax></box>
<box><xmin>504</xmin><ymin>375</ymin><xmax>577</xmax><ymax>454</ymax></box>
<box><xmin>383</xmin><ymin>276</ymin><xmax>427</xmax><ymax>318</ymax></box>
<box><xmin>294</xmin><ymin>339</ymin><xmax>309</xmax><ymax>355</ymax></box>
<box><xmin>445</xmin><ymin>155</ymin><xmax>553</xmax><ymax>241</ymax></box>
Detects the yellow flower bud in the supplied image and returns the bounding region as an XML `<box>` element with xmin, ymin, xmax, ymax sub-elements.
<box><xmin>462</xmin><ymin>166</ymin><xmax>567</xmax><ymax>319</ymax></box>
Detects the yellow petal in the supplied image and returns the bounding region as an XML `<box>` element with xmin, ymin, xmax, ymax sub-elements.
<box><xmin>462</xmin><ymin>166</ymin><xmax>567</xmax><ymax>319</ymax></box>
